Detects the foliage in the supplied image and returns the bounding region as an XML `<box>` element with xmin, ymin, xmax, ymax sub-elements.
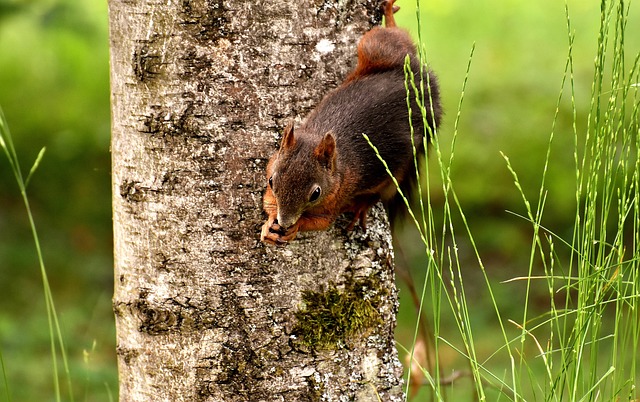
<box><xmin>393</xmin><ymin>0</ymin><xmax>640</xmax><ymax>400</ymax></box>
<box><xmin>0</xmin><ymin>0</ymin><xmax>115</xmax><ymax>400</ymax></box>
<box><xmin>1</xmin><ymin>108</ymin><xmax>73</xmax><ymax>401</ymax></box>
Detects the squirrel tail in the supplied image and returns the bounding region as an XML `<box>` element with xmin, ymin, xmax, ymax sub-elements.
<box><xmin>385</xmin><ymin>150</ymin><xmax>426</xmax><ymax>233</ymax></box>
<box><xmin>387</xmin><ymin>67</ymin><xmax>441</xmax><ymax>231</ymax></box>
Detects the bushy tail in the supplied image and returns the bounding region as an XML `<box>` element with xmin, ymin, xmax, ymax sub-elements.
<box><xmin>385</xmin><ymin>149</ymin><xmax>425</xmax><ymax>232</ymax></box>
<box><xmin>387</xmin><ymin>66</ymin><xmax>442</xmax><ymax>230</ymax></box>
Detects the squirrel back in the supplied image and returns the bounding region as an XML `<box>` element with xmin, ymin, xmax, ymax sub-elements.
<box><xmin>261</xmin><ymin>0</ymin><xmax>441</xmax><ymax>245</ymax></box>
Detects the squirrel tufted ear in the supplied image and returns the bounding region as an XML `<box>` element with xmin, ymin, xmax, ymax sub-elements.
<box><xmin>314</xmin><ymin>132</ymin><xmax>336</xmax><ymax>169</ymax></box>
<box><xmin>280</xmin><ymin>121</ymin><xmax>296</xmax><ymax>150</ymax></box>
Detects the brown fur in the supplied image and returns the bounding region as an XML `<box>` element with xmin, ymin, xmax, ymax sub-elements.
<box><xmin>261</xmin><ymin>0</ymin><xmax>441</xmax><ymax>245</ymax></box>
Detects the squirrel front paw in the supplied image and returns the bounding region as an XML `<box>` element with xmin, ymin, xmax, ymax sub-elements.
<box><xmin>260</xmin><ymin>220</ymin><xmax>299</xmax><ymax>246</ymax></box>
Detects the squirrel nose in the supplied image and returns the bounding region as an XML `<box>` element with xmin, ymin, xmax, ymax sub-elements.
<box><xmin>277</xmin><ymin>211</ymin><xmax>298</xmax><ymax>229</ymax></box>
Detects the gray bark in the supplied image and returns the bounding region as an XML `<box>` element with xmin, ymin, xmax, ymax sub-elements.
<box><xmin>109</xmin><ymin>0</ymin><xmax>403</xmax><ymax>400</ymax></box>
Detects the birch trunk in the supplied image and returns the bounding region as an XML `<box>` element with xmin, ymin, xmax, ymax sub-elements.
<box><xmin>109</xmin><ymin>0</ymin><xmax>403</xmax><ymax>400</ymax></box>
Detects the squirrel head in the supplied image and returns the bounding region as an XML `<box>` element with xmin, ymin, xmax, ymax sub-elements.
<box><xmin>267</xmin><ymin>122</ymin><xmax>338</xmax><ymax>229</ymax></box>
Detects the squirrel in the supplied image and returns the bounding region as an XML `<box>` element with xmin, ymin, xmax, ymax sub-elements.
<box><xmin>261</xmin><ymin>0</ymin><xmax>442</xmax><ymax>246</ymax></box>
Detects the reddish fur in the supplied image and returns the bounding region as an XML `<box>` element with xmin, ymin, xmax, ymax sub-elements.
<box><xmin>382</xmin><ymin>0</ymin><xmax>398</xmax><ymax>27</ymax></box>
<box><xmin>260</xmin><ymin>160</ymin><xmax>280</xmax><ymax>243</ymax></box>
<box><xmin>282</xmin><ymin>122</ymin><xmax>296</xmax><ymax>149</ymax></box>
<box><xmin>344</xmin><ymin>0</ymin><xmax>412</xmax><ymax>83</ymax></box>
<box><xmin>260</xmin><ymin>0</ymin><xmax>440</xmax><ymax>245</ymax></box>
<box><xmin>313</xmin><ymin>133</ymin><xmax>336</xmax><ymax>168</ymax></box>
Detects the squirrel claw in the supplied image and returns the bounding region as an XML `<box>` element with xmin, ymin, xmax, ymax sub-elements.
<box><xmin>262</xmin><ymin>230</ymin><xmax>289</xmax><ymax>246</ymax></box>
<box><xmin>269</xmin><ymin>223</ymin><xmax>286</xmax><ymax>235</ymax></box>
<box><xmin>261</xmin><ymin>220</ymin><xmax>300</xmax><ymax>246</ymax></box>
<box><xmin>261</xmin><ymin>219</ymin><xmax>283</xmax><ymax>245</ymax></box>
<box><xmin>346</xmin><ymin>200</ymin><xmax>373</xmax><ymax>232</ymax></box>
<box><xmin>346</xmin><ymin>210</ymin><xmax>368</xmax><ymax>232</ymax></box>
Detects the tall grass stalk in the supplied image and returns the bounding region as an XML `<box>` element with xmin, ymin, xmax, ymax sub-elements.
<box><xmin>375</xmin><ymin>0</ymin><xmax>639</xmax><ymax>400</ymax></box>
<box><xmin>367</xmin><ymin>41</ymin><xmax>525</xmax><ymax>400</ymax></box>
<box><xmin>0</xmin><ymin>107</ymin><xmax>74</xmax><ymax>402</ymax></box>
<box><xmin>412</xmin><ymin>26</ymin><xmax>523</xmax><ymax>402</ymax></box>
<box><xmin>0</xmin><ymin>350</ymin><xmax>10</xmax><ymax>402</ymax></box>
<box><xmin>501</xmin><ymin>1</ymin><xmax>639</xmax><ymax>401</ymax></box>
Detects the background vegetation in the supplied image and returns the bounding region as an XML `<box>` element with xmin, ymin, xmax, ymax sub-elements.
<box><xmin>0</xmin><ymin>0</ymin><xmax>638</xmax><ymax>400</ymax></box>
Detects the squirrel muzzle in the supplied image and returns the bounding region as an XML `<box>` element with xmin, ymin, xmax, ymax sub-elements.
<box><xmin>277</xmin><ymin>209</ymin><xmax>301</xmax><ymax>230</ymax></box>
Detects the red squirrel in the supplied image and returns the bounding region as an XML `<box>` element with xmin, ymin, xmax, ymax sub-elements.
<box><xmin>261</xmin><ymin>0</ymin><xmax>441</xmax><ymax>246</ymax></box>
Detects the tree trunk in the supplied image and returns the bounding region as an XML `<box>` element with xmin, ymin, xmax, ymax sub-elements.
<box><xmin>109</xmin><ymin>0</ymin><xmax>403</xmax><ymax>400</ymax></box>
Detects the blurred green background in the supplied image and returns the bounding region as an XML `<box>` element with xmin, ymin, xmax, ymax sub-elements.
<box><xmin>0</xmin><ymin>0</ymin><xmax>638</xmax><ymax>400</ymax></box>
<box><xmin>1</xmin><ymin>0</ymin><xmax>114</xmax><ymax>400</ymax></box>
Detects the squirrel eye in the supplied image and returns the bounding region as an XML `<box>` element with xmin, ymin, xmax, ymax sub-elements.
<box><xmin>268</xmin><ymin>176</ymin><xmax>273</xmax><ymax>188</ymax></box>
<box><xmin>309</xmin><ymin>186</ymin><xmax>321</xmax><ymax>202</ymax></box>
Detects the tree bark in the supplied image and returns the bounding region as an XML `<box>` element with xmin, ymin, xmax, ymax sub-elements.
<box><xmin>109</xmin><ymin>0</ymin><xmax>403</xmax><ymax>400</ymax></box>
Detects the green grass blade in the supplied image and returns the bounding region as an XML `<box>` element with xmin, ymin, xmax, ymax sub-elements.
<box><xmin>0</xmin><ymin>349</ymin><xmax>11</xmax><ymax>402</ymax></box>
<box><xmin>0</xmin><ymin>108</ymin><xmax>74</xmax><ymax>402</ymax></box>
<box><xmin>25</xmin><ymin>147</ymin><xmax>46</xmax><ymax>189</ymax></box>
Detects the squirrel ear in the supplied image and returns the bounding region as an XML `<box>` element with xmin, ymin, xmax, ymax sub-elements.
<box><xmin>314</xmin><ymin>132</ymin><xmax>336</xmax><ymax>169</ymax></box>
<box><xmin>280</xmin><ymin>121</ymin><xmax>296</xmax><ymax>150</ymax></box>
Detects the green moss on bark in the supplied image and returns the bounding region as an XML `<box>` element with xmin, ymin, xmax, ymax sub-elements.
<box><xmin>291</xmin><ymin>276</ymin><xmax>385</xmax><ymax>351</ymax></box>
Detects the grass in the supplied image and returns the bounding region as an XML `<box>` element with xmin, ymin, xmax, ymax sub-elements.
<box><xmin>0</xmin><ymin>2</ymin><xmax>115</xmax><ymax>399</ymax></box>
<box><xmin>0</xmin><ymin>107</ymin><xmax>74</xmax><ymax>402</ymax></box>
<box><xmin>390</xmin><ymin>0</ymin><xmax>640</xmax><ymax>400</ymax></box>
